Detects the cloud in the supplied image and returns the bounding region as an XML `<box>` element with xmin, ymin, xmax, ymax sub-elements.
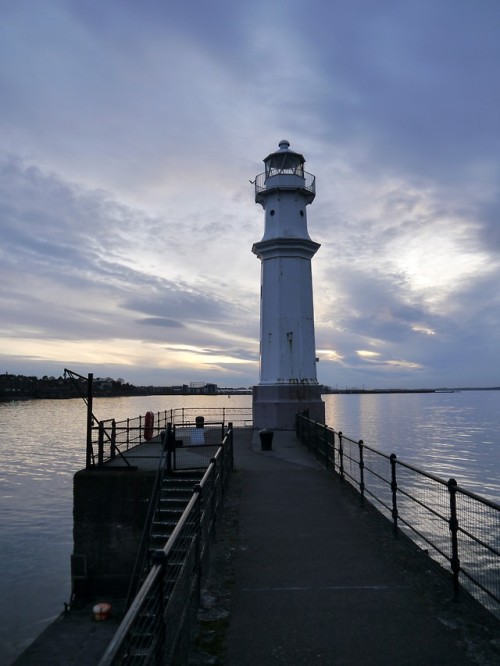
<box><xmin>1</xmin><ymin>1</ymin><xmax>500</xmax><ymax>389</ymax></box>
<box><xmin>0</xmin><ymin>154</ymin><xmax>259</xmax><ymax>383</ymax></box>
<box><xmin>137</xmin><ymin>318</ymin><xmax>184</xmax><ymax>328</ymax></box>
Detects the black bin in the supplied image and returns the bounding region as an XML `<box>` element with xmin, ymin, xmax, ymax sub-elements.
<box><xmin>259</xmin><ymin>429</ymin><xmax>274</xmax><ymax>451</ymax></box>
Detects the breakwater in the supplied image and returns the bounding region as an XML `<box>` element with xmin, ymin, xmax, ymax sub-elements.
<box><xmin>2</xmin><ymin>391</ymin><xmax>500</xmax><ymax>664</ymax></box>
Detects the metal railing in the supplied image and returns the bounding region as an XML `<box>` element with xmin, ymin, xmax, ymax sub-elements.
<box><xmin>254</xmin><ymin>170</ymin><xmax>316</xmax><ymax>195</ymax></box>
<box><xmin>98</xmin><ymin>426</ymin><xmax>234</xmax><ymax>665</ymax></box>
<box><xmin>296</xmin><ymin>413</ymin><xmax>500</xmax><ymax>618</ymax></box>
<box><xmin>87</xmin><ymin>407</ymin><xmax>251</xmax><ymax>469</ymax></box>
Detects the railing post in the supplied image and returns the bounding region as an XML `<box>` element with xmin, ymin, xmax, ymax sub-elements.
<box><xmin>390</xmin><ymin>454</ymin><xmax>398</xmax><ymax>533</ymax></box>
<box><xmin>85</xmin><ymin>372</ymin><xmax>93</xmax><ymax>470</ymax></box>
<box><xmin>228</xmin><ymin>422</ymin><xmax>234</xmax><ymax>472</ymax></box>
<box><xmin>193</xmin><ymin>483</ymin><xmax>203</xmax><ymax>601</ymax></box>
<box><xmin>150</xmin><ymin>549</ymin><xmax>168</xmax><ymax>656</ymax></box>
<box><xmin>165</xmin><ymin>423</ymin><xmax>173</xmax><ymax>476</ymax></box>
<box><xmin>324</xmin><ymin>423</ymin><xmax>329</xmax><ymax>470</ymax></box>
<box><xmin>448</xmin><ymin>478</ymin><xmax>461</xmax><ymax>598</ymax></box>
<box><xmin>126</xmin><ymin>417</ymin><xmax>130</xmax><ymax>449</ymax></box>
<box><xmin>98</xmin><ymin>421</ymin><xmax>105</xmax><ymax>467</ymax></box>
<box><xmin>358</xmin><ymin>440</ymin><xmax>365</xmax><ymax>503</ymax></box>
<box><xmin>338</xmin><ymin>431</ymin><xmax>344</xmax><ymax>480</ymax></box>
<box><xmin>330</xmin><ymin>428</ymin><xmax>335</xmax><ymax>471</ymax></box>
<box><xmin>210</xmin><ymin>457</ymin><xmax>218</xmax><ymax>537</ymax></box>
<box><xmin>313</xmin><ymin>420</ymin><xmax>319</xmax><ymax>459</ymax></box>
<box><xmin>111</xmin><ymin>419</ymin><xmax>116</xmax><ymax>460</ymax></box>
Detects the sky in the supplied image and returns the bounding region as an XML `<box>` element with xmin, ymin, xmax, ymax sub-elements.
<box><xmin>1</xmin><ymin>0</ymin><xmax>500</xmax><ymax>390</ymax></box>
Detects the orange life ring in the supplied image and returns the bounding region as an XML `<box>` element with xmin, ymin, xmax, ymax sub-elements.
<box><xmin>144</xmin><ymin>411</ymin><xmax>154</xmax><ymax>441</ymax></box>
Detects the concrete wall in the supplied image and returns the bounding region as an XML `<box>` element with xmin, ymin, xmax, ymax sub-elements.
<box><xmin>72</xmin><ymin>468</ymin><xmax>156</xmax><ymax>600</ymax></box>
<box><xmin>253</xmin><ymin>383</ymin><xmax>325</xmax><ymax>430</ymax></box>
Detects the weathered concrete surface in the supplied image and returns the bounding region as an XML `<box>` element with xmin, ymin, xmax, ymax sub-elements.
<box><xmin>12</xmin><ymin>601</ymin><xmax>126</xmax><ymax>666</ymax></box>
<box><xmin>221</xmin><ymin>430</ymin><xmax>500</xmax><ymax>666</ymax></box>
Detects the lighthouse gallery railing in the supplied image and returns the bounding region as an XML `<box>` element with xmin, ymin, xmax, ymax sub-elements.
<box><xmin>296</xmin><ymin>412</ymin><xmax>500</xmax><ymax>620</ymax></box>
<box><xmin>254</xmin><ymin>169</ymin><xmax>316</xmax><ymax>196</ymax></box>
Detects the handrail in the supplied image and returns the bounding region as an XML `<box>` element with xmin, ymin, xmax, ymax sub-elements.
<box><xmin>125</xmin><ymin>425</ymin><xmax>173</xmax><ymax>608</ymax></box>
<box><xmin>296</xmin><ymin>412</ymin><xmax>500</xmax><ymax>619</ymax></box>
<box><xmin>98</xmin><ymin>426</ymin><xmax>234</xmax><ymax>665</ymax></box>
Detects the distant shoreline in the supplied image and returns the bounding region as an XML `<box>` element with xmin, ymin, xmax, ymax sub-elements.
<box><xmin>2</xmin><ymin>385</ymin><xmax>500</xmax><ymax>401</ymax></box>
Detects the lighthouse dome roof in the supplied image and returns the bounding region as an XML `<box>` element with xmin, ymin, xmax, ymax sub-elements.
<box><xmin>263</xmin><ymin>141</ymin><xmax>305</xmax><ymax>170</ymax></box>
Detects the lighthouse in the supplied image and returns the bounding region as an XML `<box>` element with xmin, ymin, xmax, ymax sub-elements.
<box><xmin>252</xmin><ymin>140</ymin><xmax>325</xmax><ymax>429</ymax></box>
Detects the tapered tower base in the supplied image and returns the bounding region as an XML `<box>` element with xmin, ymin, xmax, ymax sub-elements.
<box><xmin>253</xmin><ymin>384</ymin><xmax>325</xmax><ymax>430</ymax></box>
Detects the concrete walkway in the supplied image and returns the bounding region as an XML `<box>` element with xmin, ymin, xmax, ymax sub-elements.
<box><xmin>225</xmin><ymin>429</ymin><xmax>500</xmax><ymax>665</ymax></box>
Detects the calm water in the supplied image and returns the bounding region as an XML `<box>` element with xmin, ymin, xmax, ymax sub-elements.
<box><xmin>1</xmin><ymin>391</ymin><xmax>499</xmax><ymax>663</ymax></box>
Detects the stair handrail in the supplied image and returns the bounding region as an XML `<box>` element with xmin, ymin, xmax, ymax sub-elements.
<box><xmin>98</xmin><ymin>425</ymin><xmax>233</xmax><ymax>666</ymax></box>
<box><xmin>124</xmin><ymin>424</ymin><xmax>174</xmax><ymax>609</ymax></box>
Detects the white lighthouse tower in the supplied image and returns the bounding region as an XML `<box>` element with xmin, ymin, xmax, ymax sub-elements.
<box><xmin>252</xmin><ymin>140</ymin><xmax>325</xmax><ymax>429</ymax></box>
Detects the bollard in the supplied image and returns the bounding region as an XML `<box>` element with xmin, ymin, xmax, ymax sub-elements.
<box><xmin>259</xmin><ymin>429</ymin><xmax>274</xmax><ymax>451</ymax></box>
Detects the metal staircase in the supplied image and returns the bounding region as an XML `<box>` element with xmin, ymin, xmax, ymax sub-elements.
<box><xmin>99</xmin><ymin>425</ymin><xmax>234</xmax><ymax>666</ymax></box>
<box><xmin>123</xmin><ymin>470</ymin><xmax>205</xmax><ymax>664</ymax></box>
<box><xmin>148</xmin><ymin>472</ymin><xmax>203</xmax><ymax>554</ymax></box>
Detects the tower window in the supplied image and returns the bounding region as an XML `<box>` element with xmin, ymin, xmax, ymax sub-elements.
<box><xmin>270</xmin><ymin>210</ymin><xmax>275</xmax><ymax>216</ymax></box>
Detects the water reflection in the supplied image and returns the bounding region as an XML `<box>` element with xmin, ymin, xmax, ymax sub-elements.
<box><xmin>325</xmin><ymin>391</ymin><xmax>500</xmax><ymax>502</ymax></box>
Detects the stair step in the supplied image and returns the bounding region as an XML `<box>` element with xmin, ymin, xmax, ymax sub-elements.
<box><xmin>152</xmin><ymin>519</ymin><xmax>179</xmax><ymax>527</ymax></box>
<box><xmin>154</xmin><ymin>511</ymin><xmax>184</xmax><ymax>521</ymax></box>
<box><xmin>159</xmin><ymin>498</ymin><xmax>190</xmax><ymax>505</ymax></box>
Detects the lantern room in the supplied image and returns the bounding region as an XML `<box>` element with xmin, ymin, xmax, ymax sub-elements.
<box><xmin>264</xmin><ymin>139</ymin><xmax>305</xmax><ymax>178</ymax></box>
<box><xmin>255</xmin><ymin>139</ymin><xmax>316</xmax><ymax>206</ymax></box>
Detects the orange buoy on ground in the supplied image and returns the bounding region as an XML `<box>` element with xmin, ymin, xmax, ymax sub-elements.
<box><xmin>93</xmin><ymin>602</ymin><xmax>112</xmax><ymax>621</ymax></box>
